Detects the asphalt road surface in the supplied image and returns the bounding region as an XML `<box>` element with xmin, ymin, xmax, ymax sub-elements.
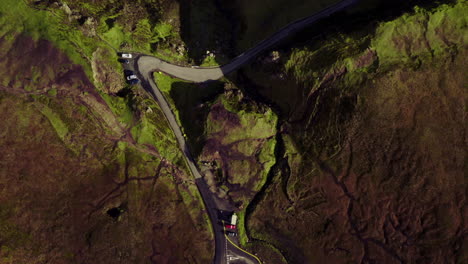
<box><xmin>132</xmin><ymin>0</ymin><xmax>358</xmax><ymax>263</ymax></box>
<box><xmin>137</xmin><ymin>0</ymin><xmax>357</xmax><ymax>82</ymax></box>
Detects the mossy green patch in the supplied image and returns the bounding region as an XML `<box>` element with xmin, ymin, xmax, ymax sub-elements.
<box><xmin>258</xmin><ymin>138</ymin><xmax>276</xmax><ymax>170</ymax></box>
<box><xmin>130</xmin><ymin>114</ymin><xmax>179</xmax><ymax>162</ymax></box>
<box><xmin>200</xmin><ymin>55</ymin><xmax>220</xmax><ymax>67</ymax></box>
<box><xmin>0</xmin><ymin>0</ymin><xmax>98</xmax><ymax>80</ymax></box>
<box><xmin>47</xmin><ymin>88</ymin><xmax>58</xmax><ymax>97</ymax></box>
<box><xmin>100</xmin><ymin>93</ymin><xmax>134</xmax><ymax>126</ymax></box>
<box><xmin>372</xmin><ymin>1</ymin><xmax>468</xmax><ymax>67</ymax></box>
<box><xmin>153</xmin><ymin>72</ymin><xmax>183</xmax><ymax>123</ymax></box>
<box><xmin>236</xmin><ymin>140</ymin><xmax>263</xmax><ymax>156</ymax></box>
<box><xmin>152</xmin><ymin>22</ymin><xmax>175</xmax><ymax>42</ymax></box>
<box><xmin>154</xmin><ymin>72</ymin><xmax>224</xmax><ymax>155</ymax></box>
<box><xmin>229</xmin><ymin>160</ymin><xmax>257</xmax><ymax>185</ymax></box>
<box><xmin>220</xmin><ymin>108</ymin><xmax>277</xmax><ymax>145</ymax></box>
<box><xmin>102</xmin><ymin>24</ymin><xmax>131</xmax><ymax>49</ymax></box>
<box><xmin>36</xmin><ymin>104</ymin><xmax>69</xmax><ymax>142</ymax></box>
<box><xmin>237</xmin><ymin>210</ymin><xmax>249</xmax><ymax>246</ymax></box>
<box><xmin>204</xmin><ymin>90</ymin><xmax>278</xmax><ymax>194</ymax></box>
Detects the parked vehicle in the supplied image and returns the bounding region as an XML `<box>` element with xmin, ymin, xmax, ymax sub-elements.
<box><xmin>217</xmin><ymin>210</ymin><xmax>234</xmax><ymax>222</ymax></box>
<box><xmin>230</xmin><ymin>213</ymin><xmax>237</xmax><ymax>226</ymax></box>
<box><xmin>128</xmin><ymin>78</ymin><xmax>139</xmax><ymax>85</ymax></box>
<box><xmin>126</xmin><ymin>74</ymin><xmax>138</xmax><ymax>81</ymax></box>
<box><xmin>225</xmin><ymin>224</ymin><xmax>236</xmax><ymax>230</ymax></box>
<box><xmin>118</xmin><ymin>58</ymin><xmax>130</xmax><ymax>64</ymax></box>
<box><xmin>124</xmin><ymin>70</ymin><xmax>139</xmax><ymax>85</ymax></box>
<box><xmin>126</xmin><ymin>75</ymin><xmax>139</xmax><ymax>84</ymax></box>
<box><xmin>121</xmin><ymin>53</ymin><xmax>132</xmax><ymax>59</ymax></box>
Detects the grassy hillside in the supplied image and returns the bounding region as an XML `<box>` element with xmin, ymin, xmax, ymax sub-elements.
<box><xmin>0</xmin><ymin>1</ymin><xmax>214</xmax><ymax>263</ymax></box>
<box><xmin>200</xmin><ymin>89</ymin><xmax>278</xmax><ymax>245</ymax></box>
<box><xmin>240</xmin><ymin>1</ymin><xmax>467</xmax><ymax>263</ymax></box>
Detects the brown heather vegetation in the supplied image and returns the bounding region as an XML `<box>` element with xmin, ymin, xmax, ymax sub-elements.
<box><xmin>0</xmin><ymin>34</ymin><xmax>212</xmax><ymax>264</ymax></box>
<box><xmin>239</xmin><ymin>2</ymin><xmax>467</xmax><ymax>263</ymax></box>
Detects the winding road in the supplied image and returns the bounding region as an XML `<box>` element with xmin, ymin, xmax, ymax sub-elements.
<box><xmin>131</xmin><ymin>0</ymin><xmax>358</xmax><ymax>263</ymax></box>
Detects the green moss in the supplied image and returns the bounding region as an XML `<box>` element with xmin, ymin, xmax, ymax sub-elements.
<box><xmin>124</xmin><ymin>147</ymin><xmax>164</xmax><ymax>179</ymax></box>
<box><xmin>100</xmin><ymin>93</ymin><xmax>134</xmax><ymax>126</ymax></box>
<box><xmin>372</xmin><ymin>11</ymin><xmax>428</xmax><ymax>64</ymax></box>
<box><xmin>133</xmin><ymin>19</ymin><xmax>153</xmax><ymax>49</ymax></box>
<box><xmin>221</xmin><ymin>108</ymin><xmax>277</xmax><ymax>145</ymax></box>
<box><xmin>284</xmin><ymin>0</ymin><xmax>467</xmax><ymax>94</ymax></box>
<box><xmin>131</xmin><ymin>115</ymin><xmax>178</xmax><ymax>160</ymax></box>
<box><xmin>37</xmin><ymin>104</ymin><xmax>69</xmax><ymax>141</ymax></box>
<box><xmin>130</xmin><ymin>116</ymin><xmax>154</xmax><ymax>144</ymax></box>
<box><xmin>285</xmin><ymin>34</ymin><xmax>366</xmax><ymax>87</ymax></box>
<box><xmin>205</xmin><ymin>113</ymin><xmax>224</xmax><ymax>134</ymax></box>
<box><xmin>178</xmin><ymin>183</ymin><xmax>213</xmax><ymax>238</ymax></box>
<box><xmin>372</xmin><ymin>1</ymin><xmax>468</xmax><ymax>67</ymax></box>
<box><xmin>236</xmin><ymin>140</ymin><xmax>262</xmax><ymax>156</ymax></box>
<box><xmin>153</xmin><ymin>22</ymin><xmax>175</xmax><ymax>42</ymax></box>
<box><xmin>102</xmin><ymin>24</ymin><xmax>131</xmax><ymax>49</ymax></box>
<box><xmin>0</xmin><ymin>0</ymin><xmax>97</xmax><ymax>79</ymax></box>
<box><xmin>200</xmin><ymin>55</ymin><xmax>220</xmax><ymax>67</ymax></box>
<box><xmin>154</xmin><ymin>72</ymin><xmax>224</xmax><ymax>154</ymax></box>
<box><xmin>229</xmin><ymin>160</ymin><xmax>255</xmax><ymax>185</ymax></box>
<box><xmin>237</xmin><ymin>210</ymin><xmax>249</xmax><ymax>246</ymax></box>
<box><xmin>47</xmin><ymin>88</ymin><xmax>58</xmax><ymax>97</ymax></box>
<box><xmin>258</xmin><ymin>138</ymin><xmax>276</xmax><ymax>170</ymax></box>
<box><xmin>153</xmin><ymin>72</ymin><xmax>183</xmax><ymax>122</ymax></box>
<box><xmin>154</xmin><ymin>72</ymin><xmax>178</xmax><ymax>94</ymax></box>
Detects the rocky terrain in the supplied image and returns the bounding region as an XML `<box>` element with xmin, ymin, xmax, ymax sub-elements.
<box><xmin>0</xmin><ymin>0</ymin><xmax>465</xmax><ymax>263</ymax></box>
<box><xmin>0</xmin><ymin>1</ymin><xmax>213</xmax><ymax>263</ymax></box>
<box><xmin>239</xmin><ymin>1</ymin><xmax>467</xmax><ymax>263</ymax></box>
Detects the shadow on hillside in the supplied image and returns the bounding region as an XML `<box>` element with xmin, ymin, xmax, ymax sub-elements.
<box><xmin>176</xmin><ymin>0</ymin><xmax>240</xmax><ymax>65</ymax></box>
<box><xmin>168</xmin><ymin>80</ymin><xmax>224</xmax><ymax>157</ymax></box>
<box><xmin>165</xmin><ymin>0</ymin><xmax>451</xmax><ymax>262</ymax></box>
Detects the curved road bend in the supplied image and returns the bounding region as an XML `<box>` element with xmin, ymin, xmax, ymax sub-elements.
<box><xmin>137</xmin><ymin>0</ymin><xmax>358</xmax><ymax>82</ymax></box>
<box><xmin>134</xmin><ymin>0</ymin><xmax>358</xmax><ymax>263</ymax></box>
<box><xmin>136</xmin><ymin>61</ymin><xmax>256</xmax><ymax>264</ymax></box>
<box><xmin>135</xmin><ymin>64</ymin><xmax>228</xmax><ymax>264</ymax></box>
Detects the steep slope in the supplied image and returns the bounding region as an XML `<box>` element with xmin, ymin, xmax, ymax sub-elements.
<box><xmin>242</xmin><ymin>1</ymin><xmax>467</xmax><ymax>263</ymax></box>
<box><xmin>0</xmin><ymin>1</ymin><xmax>213</xmax><ymax>263</ymax></box>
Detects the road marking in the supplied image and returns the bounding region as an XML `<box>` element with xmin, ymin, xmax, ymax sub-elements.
<box><xmin>222</xmin><ymin>220</ymin><xmax>262</xmax><ymax>264</ymax></box>
<box><xmin>225</xmin><ymin>235</ymin><xmax>263</xmax><ymax>264</ymax></box>
<box><xmin>136</xmin><ymin>2</ymin><xmax>359</xmax><ymax>263</ymax></box>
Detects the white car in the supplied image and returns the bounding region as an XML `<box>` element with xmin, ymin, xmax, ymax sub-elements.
<box><xmin>126</xmin><ymin>74</ymin><xmax>138</xmax><ymax>81</ymax></box>
<box><xmin>121</xmin><ymin>53</ymin><xmax>132</xmax><ymax>59</ymax></box>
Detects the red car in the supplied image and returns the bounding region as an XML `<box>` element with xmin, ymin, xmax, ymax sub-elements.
<box><xmin>225</xmin><ymin>224</ymin><xmax>236</xmax><ymax>230</ymax></box>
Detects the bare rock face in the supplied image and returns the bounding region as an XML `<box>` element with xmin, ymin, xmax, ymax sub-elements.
<box><xmin>91</xmin><ymin>47</ymin><xmax>124</xmax><ymax>94</ymax></box>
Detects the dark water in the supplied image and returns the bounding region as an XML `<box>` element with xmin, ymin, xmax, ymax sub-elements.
<box><xmin>106</xmin><ymin>207</ymin><xmax>121</xmax><ymax>219</ymax></box>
